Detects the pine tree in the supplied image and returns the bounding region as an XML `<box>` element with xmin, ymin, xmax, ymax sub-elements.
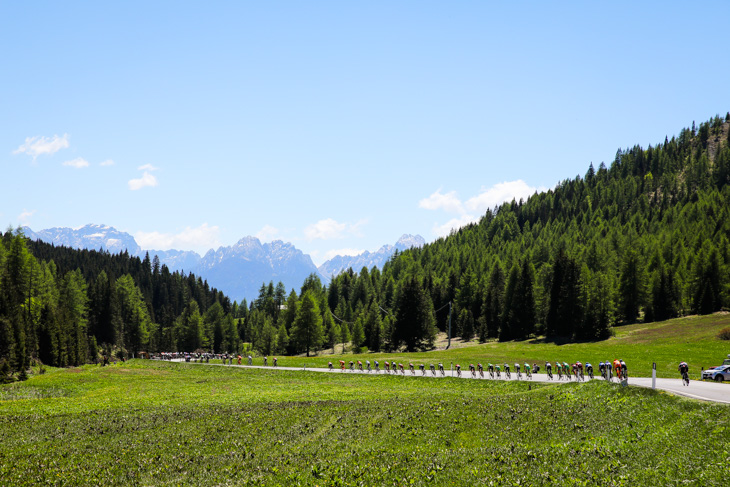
<box><xmin>393</xmin><ymin>277</ymin><xmax>437</xmax><ymax>351</ymax></box>
<box><xmin>291</xmin><ymin>291</ymin><xmax>323</xmax><ymax>356</ymax></box>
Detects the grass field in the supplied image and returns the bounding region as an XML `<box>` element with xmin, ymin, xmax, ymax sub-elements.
<box><xmin>1</xmin><ymin>360</ymin><xmax>729</xmax><ymax>486</ymax></box>
<box><xmin>274</xmin><ymin>313</ymin><xmax>730</xmax><ymax>379</ymax></box>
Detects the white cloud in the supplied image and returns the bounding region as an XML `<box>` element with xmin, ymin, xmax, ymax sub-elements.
<box><xmin>138</xmin><ymin>164</ymin><xmax>159</xmax><ymax>171</ymax></box>
<box><xmin>465</xmin><ymin>180</ymin><xmax>543</xmax><ymax>213</ymax></box>
<box><xmin>419</xmin><ymin>189</ymin><xmax>465</xmax><ymax>214</ymax></box>
<box><xmin>100</xmin><ymin>159</ymin><xmax>115</xmax><ymax>166</ymax></box>
<box><xmin>62</xmin><ymin>157</ymin><xmax>89</xmax><ymax>169</ymax></box>
<box><xmin>13</xmin><ymin>134</ymin><xmax>70</xmax><ymax>159</ymax></box>
<box><xmin>135</xmin><ymin>223</ymin><xmax>220</xmax><ymax>253</ymax></box>
<box><xmin>432</xmin><ymin>214</ymin><xmax>479</xmax><ymax>238</ymax></box>
<box><xmin>18</xmin><ymin>209</ymin><xmax>36</xmax><ymax>225</ymax></box>
<box><xmin>322</xmin><ymin>248</ymin><xmax>366</xmax><ymax>261</ymax></box>
<box><xmin>421</xmin><ymin>180</ymin><xmax>547</xmax><ymax>238</ymax></box>
<box><xmin>304</xmin><ymin>218</ymin><xmax>348</xmax><ymax>240</ymax></box>
<box><xmin>128</xmin><ymin>171</ymin><xmax>158</xmax><ymax>190</ymax></box>
<box><xmin>256</xmin><ymin>225</ymin><xmax>279</xmax><ymax>241</ymax></box>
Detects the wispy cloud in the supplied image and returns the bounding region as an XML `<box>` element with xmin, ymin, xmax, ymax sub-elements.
<box><xmin>421</xmin><ymin>180</ymin><xmax>546</xmax><ymax>237</ymax></box>
<box><xmin>465</xmin><ymin>180</ymin><xmax>543</xmax><ymax>213</ymax></box>
<box><xmin>100</xmin><ymin>159</ymin><xmax>115</xmax><ymax>166</ymax></box>
<box><xmin>138</xmin><ymin>163</ymin><xmax>159</xmax><ymax>171</ymax></box>
<box><xmin>63</xmin><ymin>157</ymin><xmax>89</xmax><ymax>169</ymax></box>
<box><xmin>305</xmin><ymin>218</ymin><xmax>346</xmax><ymax>240</ymax></box>
<box><xmin>419</xmin><ymin>189</ymin><xmax>465</xmax><ymax>214</ymax></box>
<box><xmin>256</xmin><ymin>225</ymin><xmax>279</xmax><ymax>241</ymax></box>
<box><xmin>13</xmin><ymin>134</ymin><xmax>70</xmax><ymax>159</ymax></box>
<box><xmin>134</xmin><ymin>223</ymin><xmax>220</xmax><ymax>253</ymax></box>
<box><xmin>432</xmin><ymin>215</ymin><xmax>479</xmax><ymax>238</ymax></box>
<box><xmin>128</xmin><ymin>171</ymin><xmax>158</xmax><ymax>190</ymax></box>
<box><xmin>304</xmin><ymin>218</ymin><xmax>369</xmax><ymax>241</ymax></box>
<box><xmin>18</xmin><ymin>209</ymin><xmax>36</xmax><ymax>225</ymax></box>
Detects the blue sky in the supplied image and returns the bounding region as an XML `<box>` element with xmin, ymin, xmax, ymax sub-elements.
<box><xmin>3</xmin><ymin>1</ymin><xmax>729</xmax><ymax>264</ymax></box>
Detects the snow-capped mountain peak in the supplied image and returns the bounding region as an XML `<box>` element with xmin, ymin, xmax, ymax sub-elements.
<box><xmin>318</xmin><ymin>234</ymin><xmax>425</xmax><ymax>278</ymax></box>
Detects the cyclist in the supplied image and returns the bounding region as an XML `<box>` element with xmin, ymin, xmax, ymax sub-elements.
<box><xmin>546</xmin><ymin>361</ymin><xmax>553</xmax><ymax>380</ymax></box>
<box><xmin>585</xmin><ymin>363</ymin><xmax>593</xmax><ymax>379</ymax></box>
<box><xmin>237</xmin><ymin>355</ymin><xmax>242</xmax><ymax>365</ymax></box>
<box><xmin>678</xmin><ymin>362</ymin><xmax>689</xmax><ymax>386</ymax></box>
<box><xmin>524</xmin><ymin>362</ymin><xmax>532</xmax><ymax>379</ymax></box>
<box><xmin>598</xmin><ymin>361</ymin><xmax>606</xmax><ymax>379</ymax></box>
<box><xmin>576</xmin><ymin>361</ymin><xmax>583</xmax><ymax>381</ymax></box>
<box><xmin>419</xmin><ymin>363</ymin><xmax>426</xmax><ymax>375</ymax></box>
<box><xmin>349</xmin><ymin>361</ymin><xmax>355</xmax><ymax>372</ymax></box>
<box><xmin>455</xmin><ymin>364</ymin><xmax>462</xmax><ymax>377</ymax></box>
<box><xmin>620</xmin><ymin>360</ymin><xmax>627</xmax><ymax>380</ymax></box>
<box><xmin>273</xmin><ymin>357</ymin><xmax>278</xmax><ymax>367</ymax></box>
<box><xmin>556</xmin><ymin>361</ymin><xmax>562</xmax><ymax>380</ymax></box>
<box><xmin>339</xmin><ymin>359</ymin><xmax>345</xmax><ymax>371</ymax></box>
<box><xmin>563</xmin><ymin>362</ymin><xmax>571</xmax><ymax>381</ymax></box>
<box><xmin>263</xmin><ymin>356</ymin><xmax>268</xmax><ymax>367</ymax></box>
<box><xmin>605</xmin><ymin>360</ymin><xmax>613</xmax><ymax>380</ymax></box>
<box><xmin>384</xmin><ymin>361</ymin><xmax>390</xmax><ymax>373</ymax></box>
<box><xmin>612</xmin><ymin>359</ymin><xmax>621</xmax><ymax>379</ymax></box>
<box><xmin>495</xmin><ymin>364</ymin><xmax>501</xmax><ymax>379</ymax></box>
<box><xmin>430</xmin><ymin>363</ymin><xmax>436</xmax><ymax>375</ymax></box>
<box><xmin>357</xmin><ymin>360</ymin><xmax>363</xmax><ymax>372</ymax></box>
<box><xmin>366</xmin><ymin>360</ymin><xmax>371</xmax><ymax>372</ymax></box>
<box><xmin>399</xmin><ymin>363</ymin><xmax>405</xmax><ymax>374</ymax></box>
<box><xmin>515</xmin><ymin>363</ymin><xmax>522</xmax><ymax>380</ymax></box>
<box><xmin>533</xmin><ymin>363</ymin><xmax>540</xmax><ymax>374</ymax></box>
<box><xmin>409</xmin><ymin>363</ymin><xmax>415</xmax><ymax>375</ymax></box>
<box><xmin>374</xmin><ymin>360</ymin><xmax>380</xmax><ymax>373</ymax></box>
<box><xmin>469</xmin><ymin>364</ymin><xmax>476</xmax><ymax>377</ymax></box>
<box><xmin>248</xmin><ymin>355</ymin><xmax>253</xmax><ymax>366</ymax></box>
<box><xmin>504</xmin><ymin>363</ymin><xmax>511</xmax><ymax>379</ymax></box>
<box><xmin>438</xmin><ymin>363</ymin><xmax>445</xmax><ymax>376</ymax></box>
<box><xmin>328</xmin><ymin>361</ymin><xmax>333</xmax><ymax>371</ymax></box>
<box><xmin>477</xmin><ymin>363</ymin><xmax>484</xmax><ymax>378</ymax></box>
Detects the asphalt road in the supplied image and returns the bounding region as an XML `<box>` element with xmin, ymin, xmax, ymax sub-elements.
<box><xmin>173</xmin><ymin>360</ymin><xmax>730</xmax><ymax>404</ymax></box>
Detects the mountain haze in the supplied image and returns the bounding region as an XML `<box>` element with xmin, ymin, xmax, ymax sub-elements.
<box><xmin>318</xmin><ymin>234</ymin><xmax>425</xmax><ymax>278</ymax></box>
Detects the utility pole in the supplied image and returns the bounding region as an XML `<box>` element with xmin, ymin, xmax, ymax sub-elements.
<box><xmin>446</xmin><ymin>301</ymin><xmax>452</xmax><ymax>349</ymax></box>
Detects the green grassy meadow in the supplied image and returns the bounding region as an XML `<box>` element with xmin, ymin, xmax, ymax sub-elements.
<box><xmin>1</xmin><ymin>360</ymin><xmax>729</xmax><ymax>486</ymax></box>
<box><xmin>278</xmin><ymin>313</ymin><xmax>730</xmax><ymax>378</ymax></box>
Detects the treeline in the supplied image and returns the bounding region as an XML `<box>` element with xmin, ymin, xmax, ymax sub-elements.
<box><xmin>0</xmin><ymin>235</ymin><xmax>237</xmax><ymax>378</ymax></box>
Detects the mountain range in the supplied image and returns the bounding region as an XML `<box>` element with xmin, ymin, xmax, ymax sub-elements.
<box><xmin>21</xmin><ymin>224</ymin><xmax>424</xmax><ymax>302</ymax></box>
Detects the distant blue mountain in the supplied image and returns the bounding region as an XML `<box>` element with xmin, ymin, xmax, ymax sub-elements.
<box><xmin>21</xmin><ymin>224</ymin><xmax>327</xmax><ymax>302</ymax></box>
<box><xmin>317</xmin><ymin>234</ymin><xmax>425</xmax><ymax>278</ymax></box>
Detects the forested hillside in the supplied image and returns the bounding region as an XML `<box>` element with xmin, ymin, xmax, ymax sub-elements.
<box><xmin>3</xmin><ymin>114</ymin><xmax>730</xmax><ymax>378</ymax></box>
<box><xmin>0</xmin><ymin>237</ymin><xmax>237</xmax><ymax>378</ymax></box>
<box><xmin>227</xmin><ymin>114</ymin><xmax>730</xmax><ymax>358</ymax></box>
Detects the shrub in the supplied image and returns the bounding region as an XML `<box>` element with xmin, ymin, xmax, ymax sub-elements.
<box><xmin>718</xmin><ymin>327</ymin><xmax>730</xmax><ymax>340</ymax></box>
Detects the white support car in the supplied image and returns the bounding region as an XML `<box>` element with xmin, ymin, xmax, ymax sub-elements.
<box><xmin>702</xmin><ymin>365</ymin><xmax>730</xmax><ymax>382</ymax></box>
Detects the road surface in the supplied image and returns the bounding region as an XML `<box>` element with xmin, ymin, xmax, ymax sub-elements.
<box><xmin>172</xmin><ymin>360</ymin><xmax>730</xmax><ymax>404</ymax></box>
